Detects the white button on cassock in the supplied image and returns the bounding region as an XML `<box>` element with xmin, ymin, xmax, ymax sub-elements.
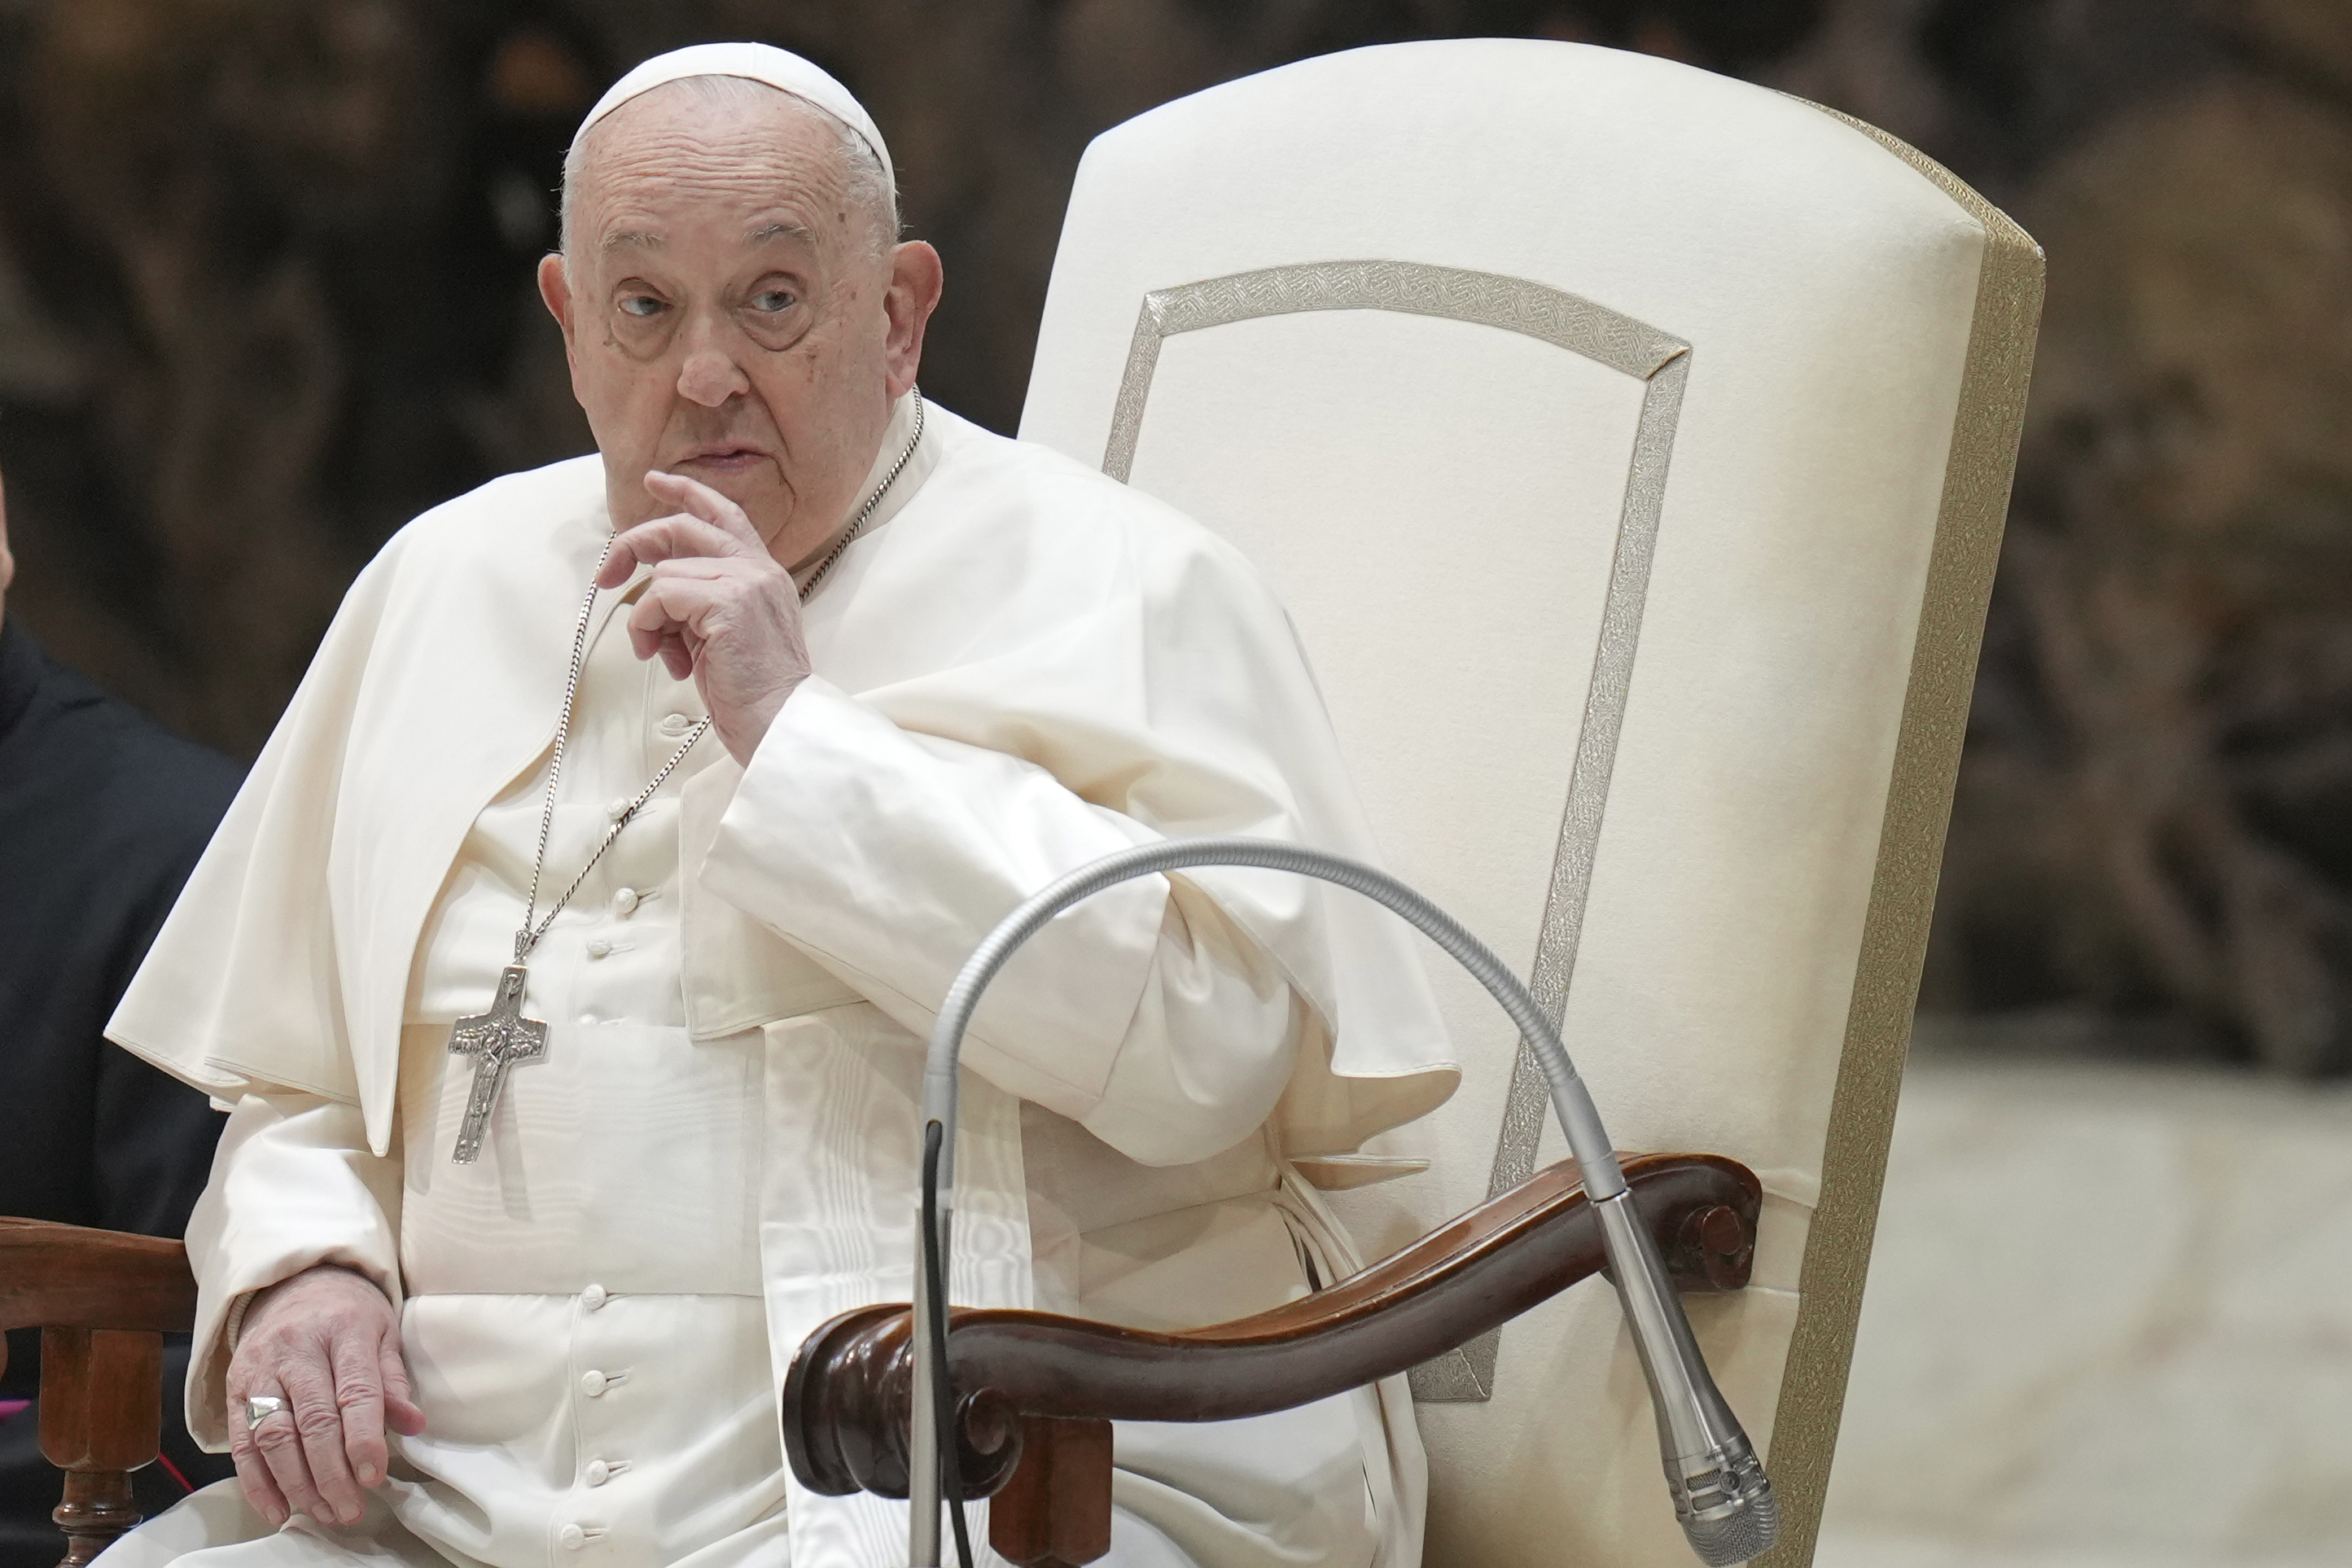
<box><xmin>586</xmin><ymin>939</ymin><xmax>612</xmax><ymax>959</ymax></box>
<box><xmin>580</xmin><ymin>1284</ymin><xmax>608</xmax><ymax>1311</ymax></box>
<box><xmin>584</xmin><ymin>1461</ymin><xmax>611</xmax><ymax>1487</ymax></box>
<box><xmin>580</xmin><ymin>1370</ymin><xmax>608</xmax><ymax>1397</ymax></box>
<box><xmin>605</xmin><ymin>797</ymin><xmax>631</xmax><ymax>821</ymax></box>
<box><xmin>611</xmin><ymin>888</ymin><xmax>639</xmax><ymax>918</ymax></box>
<box><xmin>558</xmin><ymin>1525</ymin><xmax>586</xmax><ymax>1551</ymax></box>
<box><xmin>658</xmin><ymin>712</ymin><xmax>698</xmax><ymax>737</ymax></box>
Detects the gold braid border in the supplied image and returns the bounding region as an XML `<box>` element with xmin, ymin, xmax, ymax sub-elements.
<box><xmin>1757</xmin><ymin>104</ymin><xmax>2045</xmax><ymax>1568</ymax></box>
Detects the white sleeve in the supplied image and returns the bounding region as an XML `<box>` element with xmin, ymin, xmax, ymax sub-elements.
<box><xmin>700</xmin><ymin>677</ymin><xmax>1300</xmax><ymax>1167</ymax></box>
<box><xmin>181</xmin><ymin>1093</ymin><xmax>403</xmax><ymax>1450</ymax></box>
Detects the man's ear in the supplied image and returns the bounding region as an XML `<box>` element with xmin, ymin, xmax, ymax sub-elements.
<box><xmin>538</xmin><ymin>252</ymin><xmax>591</xmax><ymax>410</ymax></box>
<box><xmin>883</xmin><ymin>241</ymin><xmax>944</xmax><ymax>399</ymax></box>
<box><xmin>537</xmin><ymin>252</ymin><xmax>578</xmax><ymax>361</ymax></box>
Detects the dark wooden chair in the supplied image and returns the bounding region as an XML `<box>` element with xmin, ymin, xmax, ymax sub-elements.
<box><xmin>1</xmin><ymin>1150</ymin><xmax>1758</xmax><ymax>1568</ymax></box>
<box><xmin>0</xmin><ymin>1218</ymin><xmax>199</xmax><ymax>1566</ymax></box>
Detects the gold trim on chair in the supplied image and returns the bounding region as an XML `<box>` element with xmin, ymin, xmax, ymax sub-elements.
<box><xmin>1099</xmin><ymin>258</ymin><xmax>1692</xmax><ymax>1401</ymax></box>
<box><xmin>1755</xmin><ymin>105</ymin><xmax>2044</xmax><ymax>1568</ymax></box>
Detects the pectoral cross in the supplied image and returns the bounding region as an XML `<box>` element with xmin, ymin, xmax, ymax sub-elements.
<box><xmin>448</xmin><ymin>965</ymin><xmax>548</xmax><ymax>1163</ymax></box>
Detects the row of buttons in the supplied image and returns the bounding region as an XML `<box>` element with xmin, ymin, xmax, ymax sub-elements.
<box><xmin>572</xmin><ymin>886</ymin><xmax>649</xmax><ymax>1023</ymax></box>
<box><xmin>581</xmin><ymin>707</ymin><xmax>693</xmax><ymax>1093</ymax></box>
<box><xmin>567</xmin><ymin>1281</ymin><xmax>624</xmax><ymax>1548</ymax></box>
<box><xmin>579</xmin><ymin>1283</ymin><xmax>621</xmax><ymax>1395</ymax></box>
<box><xmin>596</xmin><ymin>710</ymin><xmax>696</xmax><ymax>822</ymax></box>
<box><xmin>587</xmin><ymin>886</ymin><xmax>647</xmax><ymax>961</ymax></box>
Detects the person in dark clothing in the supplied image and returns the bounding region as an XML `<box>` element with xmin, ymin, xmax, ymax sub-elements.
<box><xmin>0</xmin><ymin>470</ymin><xmax>246</xmax><ymax>1568</ymax></box>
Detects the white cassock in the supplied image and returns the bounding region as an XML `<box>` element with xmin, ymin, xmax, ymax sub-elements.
<box><xmin>96</xmin><ymin>392</ymin><xmax>1460</xmax><ymax>1568</ymax></box>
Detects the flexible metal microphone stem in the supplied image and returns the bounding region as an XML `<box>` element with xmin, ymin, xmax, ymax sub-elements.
<box><xmin>908</xmin><ymin>837</ymin><xmax>1776</xmax><ymax>1567</ymax></box>
<box><xmin>908</xmin><ymin>1141</ymin><xmax>944</xmax><ymax>1567</ymax></box>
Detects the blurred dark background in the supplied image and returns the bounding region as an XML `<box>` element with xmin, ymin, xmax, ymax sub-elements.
<box><xmin>3</xmin><ymin>0</ymin><xmax>2350</xmax><ymax>1072</ymax></box>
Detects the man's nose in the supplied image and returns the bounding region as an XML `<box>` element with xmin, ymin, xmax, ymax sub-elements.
<box><xmin>677</xmin><ymin>345</ymin><xmax>751</xmax><ymax>408</ymax></box>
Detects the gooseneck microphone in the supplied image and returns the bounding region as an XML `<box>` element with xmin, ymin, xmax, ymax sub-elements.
<box><xmin>908</xmin><ymin>837</ymin><xmax>1776</xmax><ymax>1568</ymax></box>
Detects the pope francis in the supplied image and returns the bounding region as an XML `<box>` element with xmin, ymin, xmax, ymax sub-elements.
<box><xmin>93</xmin><ymin>42</ymin><xmax>1457</xmax><ymax>1568</ymax></box>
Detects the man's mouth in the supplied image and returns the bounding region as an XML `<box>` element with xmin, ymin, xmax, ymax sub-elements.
<box><xmin>673</xmin><ymin>444</ymin><xmax>769</xmax><ymax>474</ymax></box>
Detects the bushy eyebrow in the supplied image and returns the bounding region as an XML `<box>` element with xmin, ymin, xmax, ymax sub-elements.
<box><xmin>601</xmin><ymin>230</ymin><xmax>662</xmax><ymax>254</ymax></box>
<box><xmin>747</xmin><ymin>221</ymin><xmax>813</xmax><ymax>246</ymax></box>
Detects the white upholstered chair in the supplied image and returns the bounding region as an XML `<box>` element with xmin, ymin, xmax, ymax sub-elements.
<box><xmin>1017</xmin><ymin>39</ymin><xmax>2040</xmax><ymax>1567</ymax></box>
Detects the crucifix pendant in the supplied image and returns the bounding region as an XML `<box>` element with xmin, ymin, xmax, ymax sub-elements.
<box><xmin>447</xmin><ymin>964</ymin><xmax>548</xmax><ymax>1163</ymax></box>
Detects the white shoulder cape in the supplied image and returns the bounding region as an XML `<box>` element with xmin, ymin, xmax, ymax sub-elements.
<box><xmin>108</xmin><ymin>408</ymin><xmax>1459</xmax><ymax>1160</ymax></box>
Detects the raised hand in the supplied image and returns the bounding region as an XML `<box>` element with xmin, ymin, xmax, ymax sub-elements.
<box><xmin>225</xmin><ymin>1264</ymin><xmax>425</xmax><ymax>1527</ymax></box>
<box><xmin>599</xmin><ymin>470</ymin><xmax>813</xmax><ymax>764</ymax></box>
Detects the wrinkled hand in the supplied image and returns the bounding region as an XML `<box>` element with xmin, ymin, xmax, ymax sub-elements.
<box><xmin>599</xmin><ymin>471</ymin><xmax>812</xmax><ymax>765</ymax></box>
<box><xmin>226</xmin><ymin>1264</ymin><xmax>424</xmax><ymax>1527</ymax></box>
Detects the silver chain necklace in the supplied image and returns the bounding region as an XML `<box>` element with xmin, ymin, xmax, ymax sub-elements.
<box><xmin>444</xmin><ymin>388</ymin><xmax>928</xmax><ymax>1163</ymax></box>
<box><xmin>797</xmin><ymin>386</ymin><xmax>925</xmax><ymax>595</ymax></box>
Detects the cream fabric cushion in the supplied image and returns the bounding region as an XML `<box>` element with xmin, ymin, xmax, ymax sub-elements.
<box><xmin>1017</xmin><ymin>38</ymin><xmax>2039</xmax><ymax>1568</ymax></box>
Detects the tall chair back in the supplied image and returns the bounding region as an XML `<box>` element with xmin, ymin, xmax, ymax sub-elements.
<box><xmin>1018</xmin><ymin>39</ymin><xmax>2040</xmax><ymax>1566</ymax></box>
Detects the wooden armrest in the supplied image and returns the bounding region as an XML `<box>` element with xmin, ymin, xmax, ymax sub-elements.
<box><xmin>783</xmin><ymin>1151</ymin><xmax>1759</xmax><ymax>1566</ymax></box>
<box><xmin>1</xmin><ymin>1218</ymin><xmax>199</xmax><ymax>1568</ymax></box>
<box><xmin>0</xmin><ymin>1218</ymin><xmax>199</xmax><ymax>1338</ymax></box>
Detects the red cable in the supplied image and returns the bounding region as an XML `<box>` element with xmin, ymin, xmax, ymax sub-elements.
<box><xmin>155</xmin><ymin>1453</ymin><xmax>195</xmax><ymax>1494</ymax></box>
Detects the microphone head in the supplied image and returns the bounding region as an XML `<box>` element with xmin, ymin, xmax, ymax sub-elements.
<box><xmin>1668</xmin><ymin>1434</ymin><xmax>1778</xmax><ymax>1566</ymax></box>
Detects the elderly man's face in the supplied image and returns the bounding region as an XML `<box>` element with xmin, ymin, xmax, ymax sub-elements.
<box><xmin>537</xmin><ymin>85</ymin><xmax>940</xmax><ymax>570</ymax></box>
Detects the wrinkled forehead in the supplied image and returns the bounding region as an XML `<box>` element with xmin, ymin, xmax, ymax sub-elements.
<box><xmin>573</xmin><ymin>81</ymin><xmax>854</xmax><ymax>252</ymax></box>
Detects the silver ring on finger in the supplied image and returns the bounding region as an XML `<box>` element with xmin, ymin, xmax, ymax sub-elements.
<box><xmin>244</xmin><ymin>1394</ymin><xmax>290</xmax><ymax>1432</ymax></box>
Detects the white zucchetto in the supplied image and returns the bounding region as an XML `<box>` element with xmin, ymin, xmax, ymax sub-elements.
<box><xmin>576</xmin><ymin>42</ymin><xmax>893</xmax><ymax>193</ymax></box>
